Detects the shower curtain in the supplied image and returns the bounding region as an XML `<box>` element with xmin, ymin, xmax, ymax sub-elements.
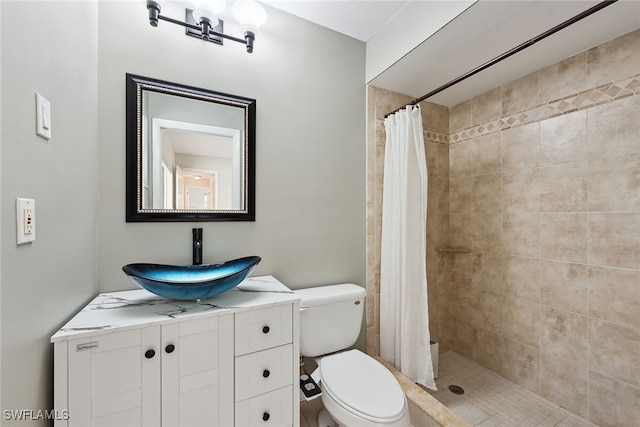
<box><xmin>380</xmin><ymin>105</ymin><xmax>436</xmax><ymax>390</ymax></box>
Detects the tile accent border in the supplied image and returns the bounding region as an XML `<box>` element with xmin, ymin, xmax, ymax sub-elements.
<box><xmin>450</xmin><ymin>73</ymin><xmax>640</xmax><ymax>144</ymax></box>
<box><xmin>374</xmin><ymin>73</ymin><xmax>640</xmax><ymax>147</ymax></box>
<box><xmin>374</xmin><ymin>121</ymin><xmax>449</xmax><ymax>145</ymax></box>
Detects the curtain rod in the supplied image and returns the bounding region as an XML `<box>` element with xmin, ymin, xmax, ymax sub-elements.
<box><xmin>384</xmin><ymin>0</ymin><xmax>617</xmax><ymax>119</ymax></box>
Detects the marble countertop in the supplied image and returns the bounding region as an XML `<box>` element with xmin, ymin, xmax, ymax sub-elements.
<box><xmin>52</xmin><ymin>275</ymin><xmax>299</xmax><ymax>343</ymax></box>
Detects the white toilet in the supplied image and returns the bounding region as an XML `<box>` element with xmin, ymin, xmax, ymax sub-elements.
<box><xmin>294</xmin><ymin>284</ymin><xmax>410</xmax><ymax>427</ymax></box>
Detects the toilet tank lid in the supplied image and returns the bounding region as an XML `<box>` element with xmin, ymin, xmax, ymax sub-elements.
<box><xmin>293</xmin><ymin>284</ymin><xmax>365</xmax><ymax>308</ymax></box>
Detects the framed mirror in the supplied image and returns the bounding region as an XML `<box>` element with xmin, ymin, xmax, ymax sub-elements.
<box><xmin>126</xmin><ymin>74</ymin><xmax>255</xmax><ymax>221</ymax></box>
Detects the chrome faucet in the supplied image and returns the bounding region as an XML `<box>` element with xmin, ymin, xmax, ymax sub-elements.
<box><xmin>192</xmin><ymin>228</ymin><xmax>203</xmax><ymax>265</ymax></box>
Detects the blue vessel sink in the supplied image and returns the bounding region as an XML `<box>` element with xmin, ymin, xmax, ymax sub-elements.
<box><xmin>122</xmin><ymin>256</ymin><xmax>261</xmax><ymax>300</ymax></box>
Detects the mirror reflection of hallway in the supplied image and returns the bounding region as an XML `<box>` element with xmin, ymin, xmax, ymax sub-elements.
<box><xmin>186</xmin><ymin>186</ymin><xmax>210</xmax><ymax>209</ymax></box>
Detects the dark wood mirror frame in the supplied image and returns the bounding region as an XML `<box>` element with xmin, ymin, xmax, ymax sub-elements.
<box><xmin>126</xmin><ymin>74</ymin><xmax>256</xmax><ymax>222</ymax></box>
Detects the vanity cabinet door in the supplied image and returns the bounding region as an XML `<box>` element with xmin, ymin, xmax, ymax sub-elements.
<box><xmin>67</xmin><ymin>326</ymin><xmax>161</xmax><ymax>427</ymax></box>
<box><xmin>64</xmin><ymin>314</ymin><xmax>234</xmax><ymax>427</ymax></box>
<box><xmin>161</xmin><ymin>313</ymin><xmax>234</xmax><ymax>427</ymax></box>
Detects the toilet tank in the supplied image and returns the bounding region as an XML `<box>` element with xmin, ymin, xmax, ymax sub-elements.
<box><xmin>293</xmin><ymin>284</ymin><xmax>366</xmax><ymax>357</ymax></box>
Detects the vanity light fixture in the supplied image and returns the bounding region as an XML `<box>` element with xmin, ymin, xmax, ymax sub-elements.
<box><xmin>146</xmin><ymin>0</ymin><xmax>267</xmax><ymax>53</ymax></box>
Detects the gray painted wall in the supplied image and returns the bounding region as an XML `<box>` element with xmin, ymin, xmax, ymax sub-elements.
<box><xmin>1</xmin><ymin>1</ymin><xmax>99</xmax><ymax>422</ymax></box>
<box><xmin>1</xmin><ymin>0</ymin><xmax>365</xmax><ymax>419</ymax></box>
<box><xmin>97</xmin><ymin>1</ymin><xmax>366</xmax><ymax>292</ymax></box>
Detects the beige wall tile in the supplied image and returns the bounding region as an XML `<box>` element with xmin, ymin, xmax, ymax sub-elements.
<box><xmin>449</xmin><ymin>213</ymin><xmax>472</xmax><ymax>248</ymax></box>
<box><xmin>503</xmin><ymin>213</ymin><xmax>539</xmax><ymax>258</ymax></box>
<box><xmin>428</xmin><ymin>179</ymin><xmax>449</xmax><ymax>214</ymax></box>
<box><xmin>452</xmin><ymin>320</ymin><xmax>473</xmax><ymax>360</ymax></box>
<box><xmin>503</xmin><ymin>255</ymin><xmax>539</xmax><ymax>302</ymax></box>
<box><xmin>429</xmin><ymin>212</ymin><xmax>449</xmax><ymax>247</ymax></box>
<box><xmin>449</xmin><ymin>140</ymin><xmax>472</xmax><ymax>179</ymax></box>
<box><xmin>472</xmin><ymin>173</ymin><xmax>502</xmax><ymax>213</ymax></box>
<box><xmin>473</xmin><ymin>252</ymin><xmax>502</xmax><ymax>294</ymax></box>
<box><xmin>472</xmin><ymin>213</ymin><xmax>502</xmax><ymax>253</ymax></box>
<box><xmin>472</xmin><ymin>87</ymin><xmax>502</xmax><ymax>126</ymax></box>
<box><xmin>588</xmin><ymin>371</ymin><xmax>640</xmax><ymax>427</ymax></box>
<box><xmin>540</xmin><ymin>353</ymin><xmax>588</xmax><ymax>419</ymax></box>
<box><xmin>502</xmin><ymin>338</ymin><xmax>540</xmax><ymax>393</ymax></box>
<box><xmin>502</xmin><ymin>122</ymin><xmax>539</xmax><ymax>172</ymax></box>
<box><xmin>426</xmin><ymin>141</ymin><xmax>449</xmax><ymax>179</ymax></box>
<box><xmin>589</xmin><ymin>318</ymin><xmax>640</xmax><ymax>387</ymax></box>
<box><xmin>453</xmin><ymin>280</ymin><xmax>473</xmax><ymax>322</ymax></box>
<box><xmin>420</xmin><ymin>101</ymin><xmax>449</xmax><ymax>134</ymax></box>
<box><xmin>587</xmin><ymin>28</ymin><xmax>640</xmax><ymax>88</ymax></box>
<box><xmin>449</xmin><ymin>177</ymin><xmax>472</xmax><ymax>214</ymax></box>
<box><xmin>471</xmin><ymin>289</ymin><xmax>502</xmax><ymax>333</ymax></box>
<box><xmin>449</xmin><ymin>100</ymin><xmax>471</xmax><ymax>132</ymax></box>
<box><xmin>588</xmin><ymin>265</ymin><xmax>640</xmax><ymax>330</ymax></box>
<box><xmin>539</xmin><ymin>53</ymin><xmax>587</xmax><ymax>103</ymax></box>
<box><xmin>374</xmin><ymin>88</ymin><xmax>412</xmax><ymax>119</ymax></box>
<box><xmin>588</xmin><ymin>153</ymin><xmax>640</xmax><ymax>212</ymax></box>
<box><xmin>540</xmin><ymin>161</ymin><xmax>587</xmax><ymax>212</ymax></box>
<box><xmin>588</xmin><ymin>213</ymin><xmax>640</xmax><ymax>270</ymax></box>
<box><xmin>502</xmin><ymin>298</ymin><xmax>540</xmax><ymax>348</ymax></box>
<box><xmin>502</xmin><ymin>72</ymin><xmax>538</xmax><ymax>116</ymax></box>
<box><xmin>471</xmin><ymin>327</ymin><xmax>502</xmax><ymax>373</ymax></box>
<box><xmin>450</xmin><ymin>252</ymin><xmax>472</xmax><ymax>285</ymax></box>
<box><xmin>540</xmin><ymin>260</ymin><xmax>587</xmax><ymax>315</ymax></box>
<box><xmin>540</xmin><ymin>213</ymin><xmax>587</xmax><ymax>263</ymax></box>
<box><xmin>539</xmin><ymin>110</ymin><xmax>587</xmax><ymax>166</ymax></box>
<box><xmin>540</xmin><ymin>306</ymin><xmax>587</xmax><ymax>367</ymax></box>
<box><xmin>587</xmin><ymin>95</ymin><xmax>640</xmax><ymax>160</ymax></box>
<box><xmin>472</xmin><ymin>133</ymin><xmax>502</xmax><ymax>176</ymax></box>
<box><xmin>503</xmin><ymin>168</ymin><xmax>539</xmax><ymax>213</ymax></box>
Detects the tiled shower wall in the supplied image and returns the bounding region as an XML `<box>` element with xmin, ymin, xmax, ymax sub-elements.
<box><xmin>366</xmin><ymin>28</ymin><xmax>640</xmax><ymax>426</ymax></box>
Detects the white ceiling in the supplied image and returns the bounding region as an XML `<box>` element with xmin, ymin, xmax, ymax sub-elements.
<box><xmin>261</xmin><ymin>0</ymin><xmax>411</xmax><ymax>42</ymax></box>
<box><xmin>262</xmin><ymin>0</ymin><xmax>640</xmax><ymax>107</ymax></box>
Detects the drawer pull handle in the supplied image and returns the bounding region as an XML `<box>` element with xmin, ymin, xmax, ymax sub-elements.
<box><xmin>165</xmin><ymin>344</ymin><xmax>175</xmax><ymax>354</ymax></box>
<box><xmin>262</xmin><ymin>325</ymin><xmax>270</xmax><ymax>334</ymax></box>
<box><xmin>262</xmin><ymin>369</ymin><xmax>270</xmax><ymax>378</ymax></box>
<box><xmin>262</xmin><ymin>412</ymin><xmax>270</xmax><ymax>422</ymax></box>
<box><xmin>144</xmin><ymin>349</ymin><xmax>155</xmax><ymax>359</ymax></box>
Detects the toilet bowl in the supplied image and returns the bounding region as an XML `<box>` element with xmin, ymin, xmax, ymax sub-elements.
<box><xmin>294</xmin><ymin>284</ymin><xmax>409</xmax><ymax>427</ymax></box>
<box><xmin>319</xmin><ymin>349</ymin><xmax>410</xmax><ymax>427</ymax></box>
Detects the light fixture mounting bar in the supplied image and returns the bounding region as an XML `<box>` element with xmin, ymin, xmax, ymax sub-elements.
<box><xmin>146</xmin><ymin>0</ymin><xmax>255</xmax><ymax>53</ymax></box>
<box><xmin>185</xmin><ymin>9</ymin><xmax>224</xmax><ymax>45</ymax></box>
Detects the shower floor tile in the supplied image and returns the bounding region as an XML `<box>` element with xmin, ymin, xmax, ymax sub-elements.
<box><xmin>425</xmin><ymin>351</ymin><xmax>597</xmax><ymax>427</ymax></box>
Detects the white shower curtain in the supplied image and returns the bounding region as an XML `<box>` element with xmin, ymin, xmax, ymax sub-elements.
<box><xmin>380</xmin><ymin>105</ymin><xmax>436</xmax><ymax>390</ymax></box>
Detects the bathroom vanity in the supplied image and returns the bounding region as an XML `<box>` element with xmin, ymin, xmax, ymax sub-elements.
<box><xmin>51</xmin><ymin>276</ymin><xmax>300</xmax><ymax>427</ymax></box>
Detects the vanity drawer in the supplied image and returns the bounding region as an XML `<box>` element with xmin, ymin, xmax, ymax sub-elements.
<box><xmin>235</xmin><ymin>386</ymin><xmax>293</xmax><ymax>427</ymax></box>
<box><xmin>235</xmin><ymin>344</ymin><xmax>293</xmax><ymax>402</ymax></box>
<box><xmin>235</xmin><ymin>305</ymin><xmax>292</xmax><ymax>355</ymax></box>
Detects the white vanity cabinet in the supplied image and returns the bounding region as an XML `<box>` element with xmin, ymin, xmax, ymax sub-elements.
<box><xmin>52</xmin><ymin>276</ymin><xmax>300</xmax><ymax>427</ymax></box>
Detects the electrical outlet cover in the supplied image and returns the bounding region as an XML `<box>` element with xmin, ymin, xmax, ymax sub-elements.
<box><xmin>16</xmin><ymin>198</ymin><xmax>36</xmax><ymax>244</ymax></box>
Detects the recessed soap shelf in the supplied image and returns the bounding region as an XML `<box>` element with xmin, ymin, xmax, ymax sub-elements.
<box><xmin>437</xmin><ymin>247</ymin><xmax>472</xmax><ymax>253</ymax></box>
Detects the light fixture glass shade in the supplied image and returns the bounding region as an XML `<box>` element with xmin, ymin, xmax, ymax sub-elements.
<box><xmin>192</xmin><ymin>8</ymin><xmax>219</xmax><ymax>26</ymax></box>
<box><xmin>192</xmin><ymin>0</ymin><xmax>227</xmax><ymax>15</ymax></box>
<box><xmin>232</xmin><ymin>0</ymin><xmax>267</xmax><ymax>30</ymax></box>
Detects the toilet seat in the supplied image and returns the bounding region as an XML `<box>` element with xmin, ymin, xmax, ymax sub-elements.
<box><xmin>319</xmin><ymin>349</ymin><xmax>406</xmax><ymax>423</ymax></box>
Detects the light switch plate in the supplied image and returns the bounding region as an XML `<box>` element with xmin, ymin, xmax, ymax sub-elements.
<box><xmin>16</xmin><ymin>198</ymin><xmax>36</xmax><ymax>244</ymax></box>
<box><xmin>36</xmin><ymin>93</ymin><xmax>51</xmax><ymax>140</ymax></box>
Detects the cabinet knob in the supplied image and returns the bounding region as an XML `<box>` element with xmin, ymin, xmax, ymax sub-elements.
<box><xmin>262</xmin><ymin>325</ymin><xmax>270</xmax><ymax>334</ymax></box>
<box><xmin>144</xmin><ymin>349</ymin><xmax>155</xmax><ymax>359</ymax></box>
<box><xmin>165</xmin><ymin>344</ymin><xmax>175</xmax><ymax>354</ymax></box>
<box><xmin>262</xmin><ymin>412</ymin><xmax>270</xmax><ymax>422</ymax></box>
<box><xmin>262</xmin><ymin>369</ymin><xmax>270</xmax><ymax>378</ymax></box>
